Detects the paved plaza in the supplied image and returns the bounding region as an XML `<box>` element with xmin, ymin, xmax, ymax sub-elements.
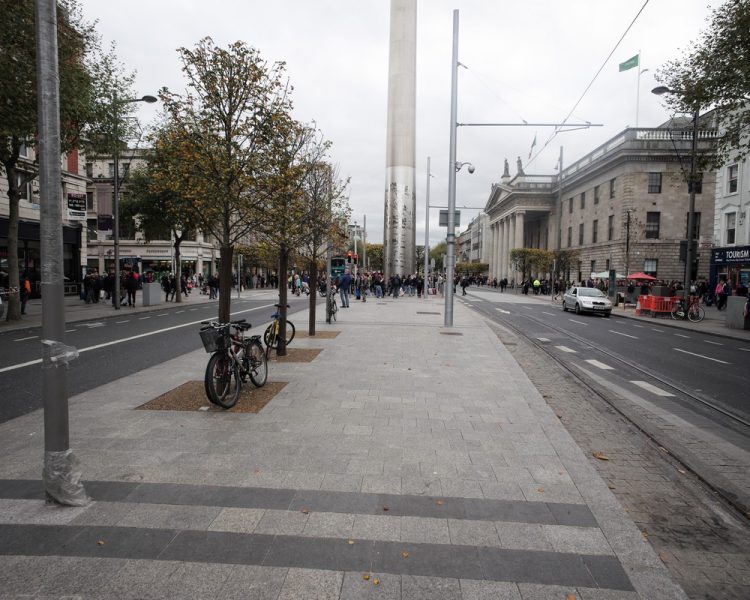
<box><xmin>0</xmin><ymin>292</ymin><xmax>690</xmax><ymax>599</ymax></box>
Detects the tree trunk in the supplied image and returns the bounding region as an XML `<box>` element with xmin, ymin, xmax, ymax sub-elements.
<box><xmin>218</xmin><ymin>245</ymin><xmax>233</xmax><ymax>323</ymax></box>
<box><xmin>4</xmin><ymin>163</ymin><xmax>22</xmax><ymax>321</ymax></box>
<box><xmin>174</xmin><ymin>234</ymin><xmax>182</xmax><ymax>303</ymax></box>
<box><xmin>276</xmin><ymin>247</ymin><xmax>289</xmax><ymax>356</ymax></box>
<box><xmin>308</xmin><ymin>256</ymin><xmax>317</xmax><ymax>336</ymax></box>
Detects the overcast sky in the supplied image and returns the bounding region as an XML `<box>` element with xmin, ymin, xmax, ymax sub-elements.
<box><xmin>81</xmin><ymin>0</ymin><xmax>714</xmax><ymax>247</ymax></box>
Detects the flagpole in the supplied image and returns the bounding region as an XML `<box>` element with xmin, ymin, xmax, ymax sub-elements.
<box><xmin>635</xmin><ymin>50</ymin><xmax>641</xmax><ymax>127</ymax></box>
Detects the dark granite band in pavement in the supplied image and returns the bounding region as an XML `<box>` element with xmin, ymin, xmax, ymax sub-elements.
<box><xmin>0</xmin><ymin>523</ymin><xmax>634</xmax><ymax>591</ymax></box>
<box><xmin>0</xmin><ymin>478</ymin><xmax>598</xmax><ymax>527</ymax></box>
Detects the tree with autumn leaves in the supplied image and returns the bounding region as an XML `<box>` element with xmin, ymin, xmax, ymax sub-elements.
<box><xmin>145</xmin><ymin>38</ymin><xmax>350</xmax><ymax>340</ymax></box>
<box><xmin>151</xmin><ymin>38</ymin><xmax>294</xmax><ymax>323</ymax></box>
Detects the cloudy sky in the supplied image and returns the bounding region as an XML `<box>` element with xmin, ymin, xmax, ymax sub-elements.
<box><xmin>80</xmin><ymin>0</ymin><xmax>714</xmax><ymax>247</ymax></box>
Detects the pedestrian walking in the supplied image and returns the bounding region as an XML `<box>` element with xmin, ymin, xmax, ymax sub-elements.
<box><xmin>338</xmin><ymin>268</ymin><xmax>352</xmax><ymax>307</ymax></box>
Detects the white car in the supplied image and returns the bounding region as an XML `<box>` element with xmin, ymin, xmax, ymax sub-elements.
<box><xmin>562</xmin><ymin>286</ymin><xmax>612</xmax><ymax>317</ymax></box>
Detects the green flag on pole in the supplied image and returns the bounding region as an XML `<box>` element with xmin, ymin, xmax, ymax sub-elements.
<box><xmin>618</xmin><ymin>54</ymin><xmax>639</xmax><ymax>72</ymax></box>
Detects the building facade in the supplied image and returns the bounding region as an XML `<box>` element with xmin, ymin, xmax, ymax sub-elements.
<box><xmin>485</xmin><ymin>121</ymin><xmax>719</xmax><ymax>284</ymax></box>
<box><xmin>84</xmin><ymin>150</ymin><xmax>217</xmax><ymax>278</ymax></box>
<box><xmin>0</xmin><ymin>145</ymin><xmax>89</xmax><ymax>294</ymax></box>
<box><xmin>710</xmin><ymin>149</ymin><xmax>750</xmax><ymax>289</ymax></box>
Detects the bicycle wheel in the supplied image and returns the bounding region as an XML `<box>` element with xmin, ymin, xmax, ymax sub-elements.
<box><xmin>264</xmin><ymin>321</ymin><xmax>295</xmax><ymax>348</ymax></box>
<box><xmin>247</xmin><ymin>340</ymin><xmax>268</xmax><ymax>387</ymax></box>
<box><xmin>670</xmin><ymin>305</ymin><xmax>682</xmax><ymax>320</ymax></box>
<box><xmin>205</xmin><ymin>352</ymin><xmax>241</xmax><ymax>409</ymax></box>
<box><xmin>688</xmin><ymin>305</ymin><xmax>705</xmax><ymax>323</ymax></box>
<box><xmin>204</xmin><ymin>354</ymin><xmax>221</xmax><ymax>405</ymax></box>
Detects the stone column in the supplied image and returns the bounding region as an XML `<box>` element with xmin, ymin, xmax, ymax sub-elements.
<box><xmin>498</xmin><ymin>219</ymin><xmax>505</xmax><ymax>280</ymax></box>
<box><xmin>514</xmin><ymin>211</ymin><xmax>525</xmax><ymax>282</ymax></box>
<box><xmin>492</xmin><ymin>223</ymin><xmax>499</xmax><ymax>280</ymax></box>
<box><xmin>501</xmin><ymin>217</ymin><xmax>508</xmax><ymax>280</ymax></box>
<box><xmin>383</xmin><ymin>0</ymin><xmax>417</xmax><ymax>281</ymax></box>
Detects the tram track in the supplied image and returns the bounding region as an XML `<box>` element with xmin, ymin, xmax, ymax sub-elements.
<box><xmin>467</xmin><ymin>298</ymin><xmax>750</xmax><ymax>518</ymax></box>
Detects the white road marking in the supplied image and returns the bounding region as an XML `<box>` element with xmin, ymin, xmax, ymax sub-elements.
<box><xmin>115</xmin><ymin>320</ymin><xmax>129</xmax><ymax>324</ymax></box>
<box><xmin>555</xmin><ymin>345</ymin><xmax>577</xmax><ymax>353</ymax></box>
<box><xmin>157</xmin><ymin>313</ymin><xmax>168</xmax><ymax>317</ymax></box>
<box><xmin>631</xmin><ymin>380</ymin><xmax>675</xmax><ymax>397</ymax></box>
<box><xmin>609</xmin><ymin>330</ymin><xmax>638</xmax><ymax>339</ymax></box>
<box><xmin>65</xmin><ymin>329</ymin><xmax>75</xmax><ymax>333</ymax></box>
<box><xmin>495</xmin><ymin>308</ymin><xmax>510</xmax><ymax>314</ymax></box>
<box><xmin>189</xmin><ymin>308</ymin><xmax>198</xmax><ymax>311</ymax></box>
<box><xmin>176</xmin><ymin>310</ymin><xmax>185</xmax><ymax>314</ymax></box>
<box><xmin>537</xmin><ymin>337</ymin><xmax>550</xmax><ymax>343</ymax></box>
<box><xmin>632</xmin><ymin>324</ymin><xmax>644</xmax><ymax>328</ymax></box>
<box><xmin>674</xmin><ymin>333</ymin><xmax>690</xmax><ymax>339</ymax></box>
<box><xmin>673</xmin><ymin>347</ymin><xmax>730</xmax><ymax>365</ymax></box>
<box><xmin>704</xmin><ymin>340</ymin><xmax>722</xmax><ymax>346</ymax></box>
<box><xmin>522</xmin><ymin>306</ymin><xmax>533</xmax><ymax>310</ymax></box>
<box><xmin>13</xmin><ymin>336</ymin><xmax>38</xmax><ymax>342</ymax></box>
<box><xmin>585</xmin><ymin>359</ymin><xmax>614</xmax><ymax>370</ymax></box>
<box><xmin>541</xmin><ymin>311</ymin><xmax>555</xmax><ymax>316</ymax></box>
<box><xmin>740</xmin><ymin>347</ymin><xmax>750</xmax><ymax>352</ymax></box>
<box><xmin>138</xmin><ymin>317</ymin><xmax>151</xmax><ymax>320</ymax></box>
<box><xmin>651</xmin><ymin>328</ymin><xmax>664</xmax><ymax>332</ymax></box>
<box><xmin>569</xmin><ymin>319</ymin><xmax>587</xmax><ymax>325</ymax></box>
<box><xmin>0</xmin><ymin>303</ymin><xmax>274</xmax><ymax>374</ymax></box>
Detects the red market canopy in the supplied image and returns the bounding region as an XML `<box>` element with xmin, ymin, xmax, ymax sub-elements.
<box><xmin>626</xmin><ymin>272</ymin><xmax>657</xmax><ymax>281</ymax></box>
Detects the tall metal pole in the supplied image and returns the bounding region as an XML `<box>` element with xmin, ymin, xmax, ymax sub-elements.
<box><xmin>113</xmin><ymin>92</ymin><xmax>121</xmax><ymax>310</ymax></box>
<box><xmin>363</xmin><ymin>215</ymin><xmax>367</xmax><ymax>272</ymax></box>
<box><xmin>424</xmin><ymin>156</ymin><xmax>431</xmax><ymax>300</ymax></box>
<box><xmin>556</xmin><ymin>147</ymin><xmax>563</xmax><ymax>251</ymax></box>
<box><xmin>625</xmin><ymin>209</ymin><xmax>631</xmax><ymax>276</ymax></box>
<box><xmin>444</xmin><ymin>10</ymin><xmax>459</xmax><ymax>327</ymax></box>
<box><xmin>36</xmin><ymin>0</ymin><xmax>86</xmax><ymax>505</ymax></box>
<box><xmin>684</xmin><ymin>106</ymin><xmax>699</xmax><ymax>302</ymax></box>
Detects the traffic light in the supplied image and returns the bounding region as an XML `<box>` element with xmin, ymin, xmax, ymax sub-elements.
<box><xmin>347</xmin><ymin>251</ymin><xmax>352</xmax><ymax>264</ymax></box>
<box><xmin>353</xmin><ymin>254</ymin><xmax>358</xmax><ymax>265</ymax></box>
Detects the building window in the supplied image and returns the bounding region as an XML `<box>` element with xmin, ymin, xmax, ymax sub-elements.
<box><xmin>592</xmin><ymin>219</ymin><xmax>598</xmax><ymax>243</ymax></box>
<box><xmin>569</xmin><ymin>198</ymin><xmax>573</xmax><ymax>214</ymax></box>
<box><xmin>648</xmin><ymin>172</ymin><xmax>662</xmax><ymax>194</ymax></box>
<box><xmin>578</xmin><ymin>222</ymin><xmax>584</xmax><ymax>246</ymax></box>
<box><xmin>594</xmin><ymin>185</ymin><xmax>600</xmax><ymax>204</ymax></box>
<box><xmin>726</xmin><ymin>212</ymin><xmax>736</xmax><ymax>244</ymax></box>
<box><xmin>608</xmin><ymin>215</ymin><xmax>614</xmax><ymax>241</ymax></box>
<box><xmin>85</xmin><ymin>162</ymin><xmax>93</xmax><ymax>178</ymax></box>
<box><xmin>728</xmin><ymin>164</ymin><xmax>738</xmax><ymax>193</ymax></box>
<box><xmin>87</xmin><ymin>218</ymin><xmax>98</xmax><ymax>241</ymax></box>
<box><xmin>15</xmin><ymin>172</ymin><xmax>30</xmax><ymax>200</ymax></box>
<box><xmin>685</xmin><ymin>212</ymin><xmax>701</xmax><ymax>240</ymax></box>
<box><xmin>567</xmin><ymin>226</ymin><xmax>572</xmax><ymax>247</ymax></box>
<box><xmin>108</xmin><ymin>163</ymin><xmax>115</xmax><ymax>178</ymax></box>
<box><xmin>605</xmin><ymin>258</ymin><xmax>610</xmax><ymax>271</ymax></box>
<box><xmin>19</xmin><ymin>141</ymin><xmax>29</xmax><ymax>158</ymax></box>
<box><xmin>688</xmin><ymin>172</ymin><xmax>703</xmax><ymax>194</ymax></box>
<box><xmin>645</xmin><ymin>212</ymin><xmax>660</xmax><ymax>239</ymax></box>
<box><xmin>590</xmin><ymin>260</ymin><xmax>596</xmax><ymax>276</ymax></box>
<box><xmin>580</xmin><ymin>191</ymin><xmax>586</xmax><ymax>209</ymax></box>
<box><xmin>609</xmin><ymin>178</ymin><xmax>616</xmax><ymax>199</ymax></box>
<box><xmin>86</xmin><ymin>191</ymin><xmax>94</xmax><ymax>211</ymax></box>
<box><xmin>644</xmin><ymin>258</ymin><xmax>658</xmax><ymax>277</ymax></box>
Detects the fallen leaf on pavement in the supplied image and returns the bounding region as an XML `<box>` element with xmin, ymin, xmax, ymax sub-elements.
<box><xmin>373</xmin><ymin>578</ymin><xmax>380</xmax><ymax>585</ymax></box>
<box><xmin>537</xmin><ymin>486</ymin><xmax>545</xmax><ymax>493</ymax></box>
<box><xmin>401</xmin><ymin>550</ymin><xmax>410</xmax><ymax>558</ymax></box>
<box><xmin>96</xmin><ymin>540</ymin><xmax>105</xmax><ymax>546</ymax></box>
<box><xmin>608</xmin><ymin>484</ymin><xmax>616</xmax><ymax>490</ymax></box>
<box><xmin>347</xmin><ymin>539</ymin><xmax>355</xmax><ymax>545</ymax></box>
<box><xmin>300</xmin><ymin>507</ymin><xmax>309</xmax><ymax>514</ymax></box>
<box><xmin>592</xmin><ymin>452</ymin><xmax>609</xmax><ymax>461</ymax></box>
<box><xmin>436</xmin><ymin>499</ymin><xmax>444</xmax><ymax>506</ymax></box>
<box><xmin>659</xmin><ymin>446</ymin><xmax>669</xmax><ymax>453</ymax></box>
<box><xmin>677</xmin><ymin>469</ymin><xmax>686</xmax><ymax>474</ymax></box>
<box><xmin>362</xmin><ymin>573</ymin><xmax>370</xmax><ymax>581</ymax></box>
<box><xmin>566</xmin><ymin>594</ymin><xmax>576</xmax><ymax>600</ymax></box>
<box><xmin>383</xmin><ymin>505</ymin><xmax>389</xmax><ymax>512</ymax></box>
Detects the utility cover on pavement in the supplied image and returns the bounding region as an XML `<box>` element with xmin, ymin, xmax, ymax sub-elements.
<box><xmin>269</xmin><ymin>348</ymin><xmax>322</xmax><ymax>362</ymax></box>
<box><xmin>294</xmin><ymin>331</ymin><xmax>340</xmax><ymax>339</ymax></box>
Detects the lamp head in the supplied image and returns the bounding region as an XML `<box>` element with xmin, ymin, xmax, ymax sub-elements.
<box><xmin>651</xmin><ymin>86</ymin><xmax>672</xmax><ymax>96</ymax></box>
<box><xmin>140</xmin><ymin>95</ymin><xmax>158</xmax><ymax>103</ymax></box>
<box><xmin>467</xmin><ymin>164</ymin><xmax>475</xmax><ymax>174</ymax></box>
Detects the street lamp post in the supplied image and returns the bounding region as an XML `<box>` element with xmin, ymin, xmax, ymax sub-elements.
<box><xmin>652</xmin><ymin>86</ymin><xmax>699</xmax><ymax>302</ymax></box>
<box><xmin>112</xmin><ymin>93</ymin><xmax>157</xmax><ymax>310</ymax></box>
<box><xmin>625</xmin><ymin>209</ymin><xmax>632</xmax><ymax>276</ymax></box>
<box><xmin>424</xmin><ymin>156</ymin><xmax>433</xmax><ymax>301</ymax></box>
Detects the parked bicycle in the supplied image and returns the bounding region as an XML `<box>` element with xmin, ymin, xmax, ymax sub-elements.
<box><xmin>671</xmin><ymin>295</ymin><xmax>705</xmax><ymax>323</ymax></box>
<box><xmin>326</xmin><ymin>291</ymin><xmax>337</xmax><ymax>323</ymax></box>
<box><xmin>264</xmin><ymin>304</ymin><xmax>295</xmax><ymax>358</ymax></box>
<box><xmin>199</xmin><ymin>318</ymin><xmax>267</xmax><ymax>409</ymax></box>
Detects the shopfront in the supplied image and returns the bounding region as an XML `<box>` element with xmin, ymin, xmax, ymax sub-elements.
<box><xmin>0</xmin><ymin>217</ymin><xmax>81</xmax><ymax>295</ymax></box>
<box><xmin>709</xmin><ymin>245</ymin><xmax>750</xmax><ymax>291</ymax></box>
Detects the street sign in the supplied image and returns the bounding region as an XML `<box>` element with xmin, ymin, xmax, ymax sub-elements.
<box><xmin>439</xmin><ymin>210</ymin><xmax>461</xmax><ymax>227</ymax></box>
<box><xmin>66</xmin><ymin>192</ymin><xmax>86</xmax><ymax>221</ymax></box>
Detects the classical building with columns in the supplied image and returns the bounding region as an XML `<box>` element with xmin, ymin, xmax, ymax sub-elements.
<box><xmin>485</xmin><ymin>120</ymin><xmax>719</xmax><ymax>284</ymax></box>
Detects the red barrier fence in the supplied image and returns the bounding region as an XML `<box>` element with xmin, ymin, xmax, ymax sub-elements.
<box><xmin>635</xmin><ymin>295</ymin><xmax>679</xmax><ymax>317</ymax></box>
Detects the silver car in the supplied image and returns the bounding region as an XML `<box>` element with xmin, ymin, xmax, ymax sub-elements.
<box><xmin>562</xmin><ymin>286</ymin><xmax>612</xmax><ymax>317</ymax></box>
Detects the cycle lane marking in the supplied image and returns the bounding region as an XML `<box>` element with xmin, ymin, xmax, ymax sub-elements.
<box><xmin>704</xmin><ymin>340</ymin><xmax>722</xmax><ymax>346</ymax></box>
<box><xmin>585</xmin><ymin>359</ymin><xmax>614</xmax><ymax>370</ymax></box>
<box><xmin>631</xmin><ymin>380</ymin><xmax>675</xmax><ymax>397</ymax></box>
<box><xmin>0</xmin><ymin>304</ymin><xmax>275</xmax><ymax>374</ymax></box>
<box><xmin>13</xmin><ymin>336</ymin><xmax>38</xmax><ymax>342</ymax></box>
<box><xmin>609</xmin><ymin>330</ymin><xmax>638</xmax><ymax>339</ymax></box>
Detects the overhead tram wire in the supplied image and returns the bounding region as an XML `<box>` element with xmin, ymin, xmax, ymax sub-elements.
<box><xmin>527</xmin><ymin>0</ymin><xmax>652</xmax><ymax>167</ymax></box>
